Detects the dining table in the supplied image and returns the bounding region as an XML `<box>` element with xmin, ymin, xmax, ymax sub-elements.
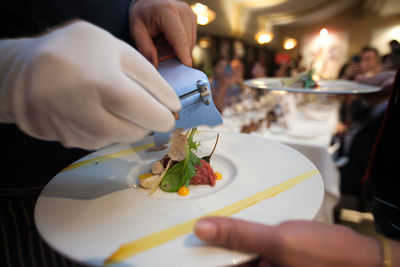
<box><xmin>204</xmin><ymin>93</ymin><xmax>341</xmax><ymax>223</ymax></box>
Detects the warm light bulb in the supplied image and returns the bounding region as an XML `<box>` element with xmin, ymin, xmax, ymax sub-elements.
<box><xmin>198</xmin><ymin>37</ymin><xmax>210</xmax><ymax>48</ymax></box>
<box><xmin>197</xmin><ymin>15</ymin><xmax>209</xmax><ymax>25</ymax></box>
<box><xmin>283</xmin><ymin>38</ymin><xmax>297</xmax><ymax>50</ymax></box>
<box><xmin>192</xmin><ymin>3</ymin><xmax>207</xmax><ymax>16</ymax></box>
<box><xmin>191</xmin><ymin>3</ymin><xmax>215</xmax><ymax>25</ymax></box>
<box><xmin>255</xmin><ymin>31</ymin><xmax>274</xmax><ymax>44</ymax></box>
<box><xmin>320</xmin><ymin>28</ymin><xmax>328</xmax><ymax>37</ymax></box>
<box><xmin>259</xmin><ymin>34</ymin><xmax>272</xmax><ymax>43</ymax></box>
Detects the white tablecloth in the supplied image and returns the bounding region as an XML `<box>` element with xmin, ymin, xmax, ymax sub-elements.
<box><xmin>204</xmin><ymin>100</ymin><xmax>340</xmax><ymax>223</ymax></box>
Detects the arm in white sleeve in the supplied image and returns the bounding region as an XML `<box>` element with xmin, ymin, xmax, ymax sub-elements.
<box><xmin>0</xmin><ymin>20</ymin><xmax>181</xmax><ymax>150</ymax></box>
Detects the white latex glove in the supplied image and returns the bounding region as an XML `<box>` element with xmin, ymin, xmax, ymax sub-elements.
<box><xmin>0</xmin><ymin>21</ymin><xmax>181</xmax><ymax>150</ymax></box>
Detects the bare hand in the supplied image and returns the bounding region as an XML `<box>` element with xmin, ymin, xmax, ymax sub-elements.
<box><xmin>129</xmin><ymin>0</ymin><xmax>197</xmax><ymax>68</ymax></box>
<box><xmin>343</xmin><ymin>63</ymin><xmax>361</xmax><ymax>80</ymax></box>
<box><xmin>194</xmin><ymin>217</ymin><xmax>381</xmax><ymax>267</ymax></box>
<box><xmin>335</xmin><ymin>122</ymin><xmax>349</xmax><ymax>135</ymax></box>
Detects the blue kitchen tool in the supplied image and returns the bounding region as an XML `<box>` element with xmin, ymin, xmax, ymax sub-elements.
<box><xmin>154</xmin><ymin>57</ymin><xmax>223</xmax><ymax>145</ymax></box>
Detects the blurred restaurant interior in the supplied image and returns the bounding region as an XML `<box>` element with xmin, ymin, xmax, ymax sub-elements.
<box><xmin>2</xmin><ymin>0</ymin><xmax>400</xmax><ymax>265</ymax></box>
<box><xmin>184</xmin><ymin>0</ymin><xmax>399</xmax><ymax>79</ymax></box>
<box><xmin>184</xmin><ymin>0</ymin><xmax>400</xmax><ymax>226</ymax></box>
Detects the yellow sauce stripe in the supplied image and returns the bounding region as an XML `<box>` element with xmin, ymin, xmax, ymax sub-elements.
<box><xmin>61</xmin><ymin>142</ymin><xmax>155</xmax><ymax>172</ymax></box>
<box><xmin>105</xmin><ymin>169</ymin><xmax>319</xmax><ymax>265</ymax></box>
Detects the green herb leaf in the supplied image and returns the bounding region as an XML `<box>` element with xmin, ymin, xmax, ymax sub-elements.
<box><xmin>160</xmin><ymin>162</ymin><xmax>184</xmax><ymax>192</ymax></box>
<box><xmin>160</xmin><ymin>128</ymin><xmax>201</xmax><ymax>192</ymax></box>
<box><xmin>188</xmin><ymin>128</ymin><xmax>200</xmax><ymax>151</ymax></box>
<box><xmin>183</xmin><ymin>150</ymin><xmax>200</xmax><ymax>188</ymax></box>
<box><xmin>182</xmin><ymin>128</ymin><xmax>201</xmax><ymax>187</ymax></box>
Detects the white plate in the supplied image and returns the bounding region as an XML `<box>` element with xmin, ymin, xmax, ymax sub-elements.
<box><xmin>245</xmin><ymin>78</ymin><xmax>381</xmax><ymax>94</ymax></box>
<box><xmin>34</xmin><ymin>131</ymin><xmax>324</xmax><ymax>267</ymax></box>
<box><xmin>287</xmin><ymin>128</ymin><xmax>319</xmax><ymax>139</ymax></box>
<box><xmin>269</xmin><ymin>124</ymin><xmax>286</xmax><ymax>134</ymax></box>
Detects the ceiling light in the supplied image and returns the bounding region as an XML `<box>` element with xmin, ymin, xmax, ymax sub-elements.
<box><xmin>320</xmin><ymin>28</ymin><xmax>328</xmax><ymax>37</ymax></box>
<box><xmin>198</xmin><ymin>37</ymin><xmax>211</xmax><ymax>48</ymax></box>
<box><xmin>255</xmin><ymin>31</ymin><xmax>274</xmax><ymax>44</ymax></box>
<box><xmin>283</xmin><ymin>38</ymin><xmax>297</xmax><ymax>50</ymax></box>
<box><xmin>191</xmin><ymin>3</ymin><xmax>216</xmax><ymax>26</ymax></box>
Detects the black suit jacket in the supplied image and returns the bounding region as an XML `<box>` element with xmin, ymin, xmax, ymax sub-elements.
<box><xmin>0</xmin><ymin>0</ymin><xmax>132</xmax><ymax>189</ymax></box>
<box><xmin>0</xmin><ymin>0</ymin><xmax>132</xmax><ymax>41</ymax></box>
<box><xmin>339</xmin><ymin>107</ymin><xmax>384</xmax><ymax>195</ymax></box>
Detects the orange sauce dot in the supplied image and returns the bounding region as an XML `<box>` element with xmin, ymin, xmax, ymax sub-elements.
<box><xmin>178</xmin><ymin>186</ymin><xmax>189</xmax><ymax>196</ymax></box>
<box><xmin>215</xmin><ymin>172</ymin><xmax>222</xmax><ymax>180</ymax></box>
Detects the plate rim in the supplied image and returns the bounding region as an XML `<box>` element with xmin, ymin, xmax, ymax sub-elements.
<box><xmin>244</xmin><ymin>77</ymin><xmax>381</xmax><ymax>94</ymax></box>
<box><xmin>34</xmin><ymin>131</ymin><xmax>324</xmax><ymax>266</ymax></box>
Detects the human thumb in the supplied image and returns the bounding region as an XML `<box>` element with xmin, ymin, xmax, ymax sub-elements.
<box><xmin>194</xmin><ymin>217</ymin><xmax>280</xmax><ymax>256</ymax></box>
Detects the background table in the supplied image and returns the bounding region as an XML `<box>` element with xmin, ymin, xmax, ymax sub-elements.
<box><xmin>204</xmin><ymin>96</ymin><xmax>340</xmax><ymax>223</ymax></box>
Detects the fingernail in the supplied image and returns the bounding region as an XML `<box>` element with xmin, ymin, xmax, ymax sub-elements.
<box><xmin>187</xmin><ymin>51</ymin><xmax>193</xmax><ymax>67</ymax></box>
<box><xmin>194</xmin><ymin>220</ymin><xmax>217</xmax><ymax>241</ymax></box>
<box><xmin>183</xmin><ymin>58</ymin><xmax>192</xmax><ymax>67</ymax></box>
<box><xmin>153</xmin><ymin>58</ymin><xmax>159</xmax><ymax>69</ymax></box>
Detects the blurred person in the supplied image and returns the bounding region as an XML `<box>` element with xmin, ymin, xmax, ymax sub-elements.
<box><xmin>336</xmin><ymin>47</ymin><xmax>388</xmax><ymax>195</ymax></box>
<box><xmin>336</xmin><ymin>55</ymin><xmax>360</xmax><ymax>137</ymax></box>
<box><xmin>250</xmin><ymin>61</ymin><xmax>268</xmax><ymax>99</ymax></box>
<box><xmin>288</xmin><ymin>54</ymin><xmax>306</xmax><ymax>76</ymax></box>
<box><xmin>389</xmin><ymin>39</ymin><xmax>400</xmax><ymax>51</ymax></box>
<box><xmin>274</xmin><ymin>61</ymin><xmax>290</xmax><ymax>77</ymax></box>
<box><xmin>382</xmin><ymin>40</ymin><xmax>400</xmax><ymax>61</ymax></box>
<box><xmin>231</xmin><ymin>58</ymin><xmax>255</xmax><ymax>100</ymax></box>
<box><xmin>210</xmin><ymin>57</ymin><xmax>241</xmax><ymax>112</ymax></box>
<box><xmin>383</xmin><ymin>52</ymin><xmax>400</xmax><ymax>72</ymax></box>
<box><xmin>194</xmin><ymin>70</ymin><xmax>400</xmax><ymax>267</ymax></box>
<box><xmin>359</xmin><ymin>46</ymin><xmax>382</xmax><ymax>78</ymax></box>
<box><xmin>341</xmin><ymin>46</ymin><xmax>381</xmax><ymax>80</ymax></box>
<box><xmin>382</xmin><ymin>40</ymin><xmax>400</xmax><ymax>72</ymax></box>
<box><xmin>341</xmin><ymin>47</ymin><xmax>381</xmax><ymax>80</ymax></box>
<box><xmin>338</xmin><ymin>54</ymin><xmax>361</xmax><ymax>80</ymax></box>
<box><xmin>0</xmin><ymin>0</ymin><xmax>196</xmax><ymax>265</ymax></box>
<box><xmin>338</xmin><ymin>47</ymin><xmax>381</xmax><ymax>120</ymax></box>
<box><xmin>337</xmin><ymin>87</ymin><xmax>392</xmax><ymax>195</ymax></box>
<box><xmin>231</xmin><ymin>58</ymin><xmax>246</xmax><ymax>89</ymax></box>
<box><xmin>390</xmin><ymin>39</ymin><xmax>400</xmax><ymax>50</ymax></box>
<box><xmin>251</xmin><ymin>61</ymin><xmax>267</xmax><ymax>78</ymax></box>
<box><xmin>338</xmin><ymin>96</ymin><xmax>387</xmax><ymax>195</ymax></box>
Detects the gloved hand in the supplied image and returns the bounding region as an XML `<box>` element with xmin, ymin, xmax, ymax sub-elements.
<box><xmin>0</xmin><ymin>21</ymin><xmax>181</xmax><ymax>150</ymax></box>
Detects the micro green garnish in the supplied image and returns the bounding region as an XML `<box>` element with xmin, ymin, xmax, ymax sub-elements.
<box><xmin>160</xmin><ymin>162</ymin><xmax>184</xmax><ymax>192</ymax></box>
<box><xmin>202</xmin><ymin>133</ymin><xmax>219</xmax><ymax>163</ymax></box>
<box><xmin>161</xmin><ymin>128</ymin><xmax>201</xmax><ymax>192</ymax></box>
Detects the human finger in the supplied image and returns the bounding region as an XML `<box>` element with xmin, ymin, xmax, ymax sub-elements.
<box><xmin>130</xmin><ymin>19</ymin><xmax>159</xmax><ymax>67</ymax></box>
<box><xmin>158</xmin><ymin>5</ymin><xmax>193</xmax><ymax>66</ymax></box>
<box><xmin>176</xmin><ymin>1</ymin><xmax>197</xmax><ymax>50</ymax></box>
<box><xmin>194</xmin><ymin>217</ymin><xmax>280</xmax><ymax>257</ymax></box>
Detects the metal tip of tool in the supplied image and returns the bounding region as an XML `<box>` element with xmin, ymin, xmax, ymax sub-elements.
<box><xmin>196</xmin><ymin>80</ymin><xmax>208</xmax><ymax>92</ymax></box>
<box><xmin>173</xmin><ymin>112</ymin><xmax>180</xmax><ymax>120</ymax></box>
